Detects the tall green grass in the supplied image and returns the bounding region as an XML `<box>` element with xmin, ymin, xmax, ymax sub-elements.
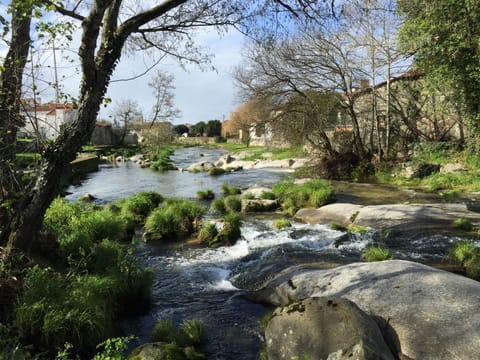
<box><xmin>272</xmin><ymin>179</ymin><xmax>335</xmax><ymax>215</ymax></box>
<box><xmin>143</xmin><ymin>198</ymin><xmax>206</xmax><ymax>241</ymax></box>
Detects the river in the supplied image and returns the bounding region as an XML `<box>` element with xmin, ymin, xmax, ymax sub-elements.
<box><xmin>66</xmin><ymin>147</ymin><xmax>468</xmax><ymax>359</ymax></box>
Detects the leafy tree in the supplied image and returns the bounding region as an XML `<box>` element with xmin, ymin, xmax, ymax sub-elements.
<box><xmin>205</xmin><ymin>119</ymin><xmax>222</xmax><ymax>137</ymax></box>
<box><xmin>173</xmin><ymin>124</ymin><xmax>189</xmax><ymax>136</ymax></box>
<box><xmin>190</xmin><ymin>121</ymin><xmax>206</xmax><ymax>137</ymax></box>
<box><xmin>398</xmin><ymin>0</ymin><xmax>480</xmax><ymax>149</ymax></box>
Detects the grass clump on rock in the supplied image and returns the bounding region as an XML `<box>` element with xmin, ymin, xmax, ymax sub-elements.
<box><xmin>143</xmin><ymin>199</ymin><xmax>206</xmax><ymax>241</ymax></box>
<box><xmin>361</xmin><ymin>245</ymin><xmax>394</xmax><ymax>262</ymax></box>
<box><xmin>197</xmin><ymin>189</ymin><xmax>215</xmax><ymax>200</ymax></box>
<box><xmin>135</xmin><ymin>319</ymin><xmax>206</xmax><ymax>360</ymax></box>
<box><xmin>198</xmin><ymin>222</ymin><xmax>219</xmax><ymax>246</ymax></box>
<box><xmin>210</xmin><ymin>198</ymin><xmax>227</xmax><ymax>214</ymax></box>
<box><xmin>273</xmin><ymin>219</ymin><xmax>292</xmax><ymax>230</ymax></box>
<box><xmin>224</xmin><ymin>195</ymin><xmax>242</xmax><ymax>212</ymax></box>
<box><xmin>449</xmin><ymin>240</ymin><xmax>480</xmax><ymax>280</ymax></box>
<box><xmin>221</xmin><ymin>183</ymin><xmax>241</xmax><ymax>196</ymax></box>
<box><xmin>207</xmin><ymin>212</ymin><xmax>244</xmax><ymax>248</ymax></box>
<box><xmin>272</xmin><ymin>179</ymin><xmax>334</xmax><ymax>216</ymax></box>
<box><xmin>453</xmin><ymin>218</ymin><xmax>474</xmax><ymax>231</ymax></box>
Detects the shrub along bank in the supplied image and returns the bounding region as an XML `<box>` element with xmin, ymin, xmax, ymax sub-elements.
<box><xmin>0</xmin><ymin>192</ymin><xmax>169</xmax><ymax>359</ymax></box>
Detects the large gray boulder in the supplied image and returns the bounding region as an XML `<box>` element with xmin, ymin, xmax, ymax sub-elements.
<box><xmin>295</xmin><ymin>203</ymin><xmax>363</xmax><ymax>226</ymax></box>
<box><xmin>295</xmin><ymin>202</ymin><xmax>480</xmax><ymax>230</ymax></box>
<box><xmin>251</xmin><ymin>260</ymin><xmax>480</xmax><ymax>360</ymax></box>
<box><xmin>265</xmin><ymin>297</ymin><xmax>394</xmax><ymax>360</ymax></box>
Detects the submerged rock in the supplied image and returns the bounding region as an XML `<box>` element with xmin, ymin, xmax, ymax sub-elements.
<box><xmin>265</xmin><ymin>297</ymin><xmax>394</xmax><ymax>360</ymax></box>
<box><xmin>186</xmin><ymin>161</ymin><xmax>214</xmax><ymax>172</ymax></box>
<box><xmin>251</xmin><ymin>260</ymin><xmax>480</xmax><ymax>360</ymax></box>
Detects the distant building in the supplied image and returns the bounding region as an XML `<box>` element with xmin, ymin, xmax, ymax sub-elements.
<box><xmin>21</xmin><ymin>99</ymin><xmax>77</xmax><ymax>140</ymax></box>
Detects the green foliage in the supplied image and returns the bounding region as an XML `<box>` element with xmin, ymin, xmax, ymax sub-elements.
<box><xmin>449</xmin><ymin>240</ymin><xmax>478</xmax><ymax>264</ymax></box>
<box><xmin>150</xmin><ymin>147</ymin><xmax>177</xmax><ymax>171</ymax></box>
<box><xmin>224</xmin><ymin>195</ymin><xmax>242</xmax><ymax>212</ymax></box>
<box><xmin>361</xmin><ymin>246</ymin><xmax>394</xmax><ymax>262</ymax></box>
<box><xmin>347</xmin><ymin>225</ymin><xmax>371</xmax><ymax>234</ymax></box>
<box><xmin>210</xmin><ymin>198</ymin><xmax>226</xmax><ymax>214</ymax></box>
<box><xmin>93</xmin><ymin>336</ymin><xmax>135</xmax><ymax>360</ymax></box>
<box><xmin>221</xmin><ymin>183</ymin><xmax>241</xmax><ymax>196</ymax></box>
<box><xmin>454</xmin><ymin>218</ymin><xmax>474</xmax><ymax>231</ymax></box>
<box><xmin>44</xmin><ymin>199</ymin><xmax>131</xmax><ymax>264</ymax></box>
<box><xmin>214</xmin><ymin>212</ymin><xmax>243</xmax><ymax>246</ymax></box>
<box><xmin>449</xmin><ymin>240</ymin><xmax>480</xmax><ymax>280</ymax></box>
<box><xmin>398</xmin><ymin>0</ymin><xmax>480</xmax><ymax>125</ymax></box>
<box><xmin>196</xmin><ymin>189</ymin><xmax>215</xmax><ymax>200</ymax></box>
<box><xmin>150</xmin><ymin>319</ymin><xmax>206</xmax><ymax>359</ymax></box>
<box><xmin>119</xmin><ymin>191</ymin><xmax>164</xmax><ymax>223</ymax></box>
<box><xmin>14</xmin><ymin>266</ymin><xmax>117</xmax><ymax>357</ymax></box>
<box><xmin>259</xmin><ymin>191</ymin><xmax>276</xmax><ymax>200</ymax></box>
<box><xmin>143</xmin><ymin>199</ymin><xmax>206</xmax><ymax>241</ymax></box>
<box><xmin>198</xmin><ymin>223</ymin><xmax>218</xmax><ymax>245</ymax></box>
<box><xmin>272</xmin><ymin>180</ymin><xmax>335</xmax><ymax>214</ymax></box>
<box><xmin>272</xmin><ymin>219</ymin><xmax>292</xmax><ymax>230</ymax></box>
<box><xmin>330</xmin><ymin>223</ymin><xmax>347</xmax><ymax>231</ymax></box>
<box><xmin>242</xmin><ymin>192</ymin><xmax>255</xmax><ymax>200</ymax></box>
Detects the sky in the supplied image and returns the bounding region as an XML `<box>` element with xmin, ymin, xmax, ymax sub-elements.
<box><xmin>98</xmin><ymin>29</ymin><xmax>246</xmax><ymax>125</ymax></box>
<box><xmin>0</xmin><ymin>1</ymin><xmax>247</xmax><ymax>126</ymax></box>
<box><xmin>35</xmin><ymin>28</ymin><xmax>246</xmax><ymax>126</ymax></box>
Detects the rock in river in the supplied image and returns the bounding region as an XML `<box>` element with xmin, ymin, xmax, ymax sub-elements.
<box><xmin>251</xmin><ymin>260</ymin><xmax>480</xmax><ymax>360</ymax></box>
<box><xmin>265</xmin><ymin>297</ymin><xmax>394</xmax><ymax>360</ymax></box>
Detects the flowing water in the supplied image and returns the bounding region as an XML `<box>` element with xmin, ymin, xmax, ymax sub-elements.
<box><xmin>66</xmin><ymin>147</ymin><xmax>474</xmax><ymax>359</ymax></box>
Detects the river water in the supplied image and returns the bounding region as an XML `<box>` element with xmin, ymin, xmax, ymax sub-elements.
<box><xmin>66</xmin><ymin>147</ymin><xmax>469</xmax><ymax>359</ymax></box>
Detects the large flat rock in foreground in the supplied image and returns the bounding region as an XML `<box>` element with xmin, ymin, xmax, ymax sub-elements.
<box><xmin>251</xmin><ymin>260</ymin><xmax>480</xmax><ymax>360</ymax></box>
<box><xmin>295</xmin><ymin>202</ymin><xmax>480</xmax><ymax>230</ymax></box>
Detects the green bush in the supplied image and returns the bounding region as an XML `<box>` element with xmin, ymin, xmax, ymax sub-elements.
<box><xmin>273</xmin><ymin>219</ymin><xmax>292</xmax><ymax>230</ymax></box>
<box><xmin>14</xmin><ymin>267</ymin><xmax>117</xmax><ymax>357</ymax></box>
<box><xmin>272</xmin><ymin>180</ymin><xmax>334</xmax><ymax>214</ymax></box>
<box><xmin>143</xmin><ymin>199</ymin><xmax>206</xmax><ymax>241</ymax></box>
<box><xmin>119</xmin><ymin>191</ymin><xmax>163</xmax><ymax>222</ymax></box>
<box><xmin>198</xmin><ymin>223</ymin><xmax>218</xmax><ymax>245</ymax></box>
<box><xmin>197</xmin><ymin>189</ymin><xmax>215</xmax><ymax>200</ymax></box>
<box><xmin>44</xmin><ymin>199</ymin><xmax>130</xmax><ymax>263</ymax></box>
<box><xmin>224</xmin><ymin>195</ymin><xmax>242</xmax><ymax>212</ymax></box>
<box><xmin>210</xmin><ymin>198</ymin><xmax>226</xmax><ymax>214</ymax></box>
<box><xmin>221</xmin><ymin>183</ymin><xmax>241</xmax><ymax>196</ymax></box>
<box><xmin>361</xmin><ymin>246</ymin><xmax>393</xmax><ymax>262</ymax></box>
